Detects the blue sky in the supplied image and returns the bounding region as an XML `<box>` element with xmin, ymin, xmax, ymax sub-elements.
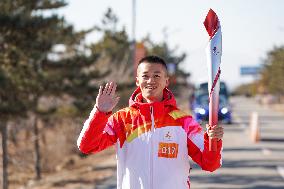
<box><xmin>57</xmin><ymin>0</ymin><xmax>284</xmax><ymax>89</ymax></box>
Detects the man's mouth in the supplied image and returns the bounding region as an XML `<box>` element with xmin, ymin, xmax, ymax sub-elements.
<box><xmin>145</xmin><ymin>86</ymin><xmax>157</xmax><ymax>90</ymax></box>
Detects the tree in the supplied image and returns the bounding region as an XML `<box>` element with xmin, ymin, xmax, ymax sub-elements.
<box><xmin>260</xmin><ymin>46</ymin><xmax>284</xmax><ymax>98</ymax></box>
<box><xmin>142</xmin><ymin>36</ymin><xmax>190</xmax><ymax>94</ymax></box>
<box><xmin>0</xmin><ymin>0</ymin><xmax>90</xmax><ymax>187</ymax></box>
<box><xmin>90</xmin><ymin>8</ymin><xmax>132</xmax><ymax>84</ymax></box>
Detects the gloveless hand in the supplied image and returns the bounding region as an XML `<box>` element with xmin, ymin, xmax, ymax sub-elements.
<box><xmin>206</xmin><ymin>124</ymin><xmax>224</xmax><ymax>141</ymax></box>
<box><xmin>96</xmin><ymin>82</ymin><xmax>120</xmax><ymax>113</ymax></box>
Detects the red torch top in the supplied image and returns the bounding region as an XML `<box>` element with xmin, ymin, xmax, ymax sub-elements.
<box><xmin>203</xmin><ymin>9</ymin><xmax>220</xmax><ymax>39</ymax></box>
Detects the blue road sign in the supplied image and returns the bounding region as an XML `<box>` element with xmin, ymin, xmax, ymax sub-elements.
<box><xmin>240</xmin><ymin>66</ymin><xmax>261</xmax><ymax>76</ymax></box>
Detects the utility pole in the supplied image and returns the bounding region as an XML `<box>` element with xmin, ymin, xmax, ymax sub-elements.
<box><xmin>132</xmin><ymin>0</ymin><xmax>136</xmax><ymax>43</ymax></box>
<box><xmin>132</xmin><ymin>0</ymin><xmax>137</xmax><ymax>77</ymax></box>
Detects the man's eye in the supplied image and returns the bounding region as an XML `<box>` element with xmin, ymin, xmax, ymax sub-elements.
<box><xmin>142</xmin><ymin>75</ymin><xmax>148</xmax><ymax>78</ymax></box>
<box><xmin>154</xmin><ymin>75</ymin><xmax>160</xmax><ymax>78</ymax></box>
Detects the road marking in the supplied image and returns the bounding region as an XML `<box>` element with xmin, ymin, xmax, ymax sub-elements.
<box><xmin>277</xmin><ymin>166</ymin><xmax>284</xmax><ymax>180</ymax></box>
<box><xmin>261</xmin><ymin>148</ymin><xmax>272</xmax><ymax>155</ymax></box>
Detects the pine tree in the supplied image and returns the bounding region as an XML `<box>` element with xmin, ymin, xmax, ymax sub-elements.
<box><xmin>0</xmin><ymin>0</ymin><xmax>91</xmax><ymax>187</ymax></box>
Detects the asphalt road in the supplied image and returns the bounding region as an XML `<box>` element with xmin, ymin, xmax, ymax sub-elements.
<box><xmin>190</xmin><ymin>96</ymin><xmax>284</xmax><ymax>189</ymax></box>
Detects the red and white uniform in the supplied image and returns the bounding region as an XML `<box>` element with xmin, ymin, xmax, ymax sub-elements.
<box><xmin>77</xmin><ymin>88</ymin><xmax>222</xmax><ymax>189</ymax></box>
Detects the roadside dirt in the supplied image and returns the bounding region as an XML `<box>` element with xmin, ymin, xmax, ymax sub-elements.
<box><xmin>16</xmin><ymin>147</ymin><xmax>116</xmax><ymax>189</ymax></box>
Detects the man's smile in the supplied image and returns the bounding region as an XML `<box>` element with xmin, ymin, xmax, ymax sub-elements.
<box><xmin>145</xmin><ymin>86</ymin><xmax>157</xmax><ymax>90</ymax></box>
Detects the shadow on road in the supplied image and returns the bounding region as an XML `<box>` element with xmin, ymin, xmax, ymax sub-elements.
<box><xmin>261</xmin><ymin>138</ymin><xmax>284</xmax><ymax>142</ymax></box>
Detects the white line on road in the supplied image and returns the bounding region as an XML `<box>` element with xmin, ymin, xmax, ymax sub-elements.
<box><xmin>261</xmin><ymin>148</ymin><xmax>272</xmax><ymax>155</ymax></box>
<box><xmin>277</xmin><ymin>166</ymin><xmax>284</xmax><ymax>180</ymax></box>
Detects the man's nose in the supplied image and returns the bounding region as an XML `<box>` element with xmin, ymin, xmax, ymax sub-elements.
<box><xmin>147</xmin><ymin>76</ymin><xmax>155</xmax><ymax>83</ymax></box>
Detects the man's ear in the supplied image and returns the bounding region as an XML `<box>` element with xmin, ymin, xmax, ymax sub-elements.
<box><xmin>165</xmin><ymin>76</ymin><xmax>170</xmax><ymax>87</ymax></box>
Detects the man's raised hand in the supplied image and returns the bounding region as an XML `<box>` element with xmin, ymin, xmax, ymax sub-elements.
<box><xmin>96</xmin><ymin>82</ymin><xmax>120</xmax><ymax>113</ymax></box>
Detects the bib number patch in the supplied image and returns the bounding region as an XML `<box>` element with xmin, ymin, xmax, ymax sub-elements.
<box><xmin>158</xmin><ymin>142</ymin><xmax>178</xmax><ymax>158</ymax></box>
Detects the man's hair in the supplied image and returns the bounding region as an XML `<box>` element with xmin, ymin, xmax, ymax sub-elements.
<box><xmin>138</xmin><ymin>55</ymin><xmax>168</xmax><ymax>71</ymax></box>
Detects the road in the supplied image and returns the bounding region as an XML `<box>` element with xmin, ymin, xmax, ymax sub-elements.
<box><xmin>189</xmin><ymin>96</ymin><xmax>284</xmax><ymax>189</ymax></box>
<box><xmin>97</xmin><ymin>96</ymin><xmax>284</xmax><ymax>189</ymax></box>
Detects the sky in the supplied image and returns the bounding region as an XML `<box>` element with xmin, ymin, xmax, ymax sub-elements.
<box><xmin>57</xmin><ymin>0</ymin><xmax>284</xmax><ymax>90</ymax></box>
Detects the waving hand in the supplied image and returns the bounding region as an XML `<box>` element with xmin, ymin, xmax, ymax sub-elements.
<box><xmin>96</xmin><ymin>82</ymin><xmax>120</xmax><ymax>113</ymax></box>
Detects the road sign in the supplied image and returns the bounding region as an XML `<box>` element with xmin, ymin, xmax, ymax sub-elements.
<box><xmin>240</xmin><ymin>66</ymin><xmax>261</xmax><ymax>76</ymax></box>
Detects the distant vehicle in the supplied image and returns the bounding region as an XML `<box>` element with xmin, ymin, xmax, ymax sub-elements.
<box><xmin>195</xmin><ymin>81</ymin><xmax>229</xmax><ymax>97</ymax></box>
<box><xmin>191</xmin><ymin>81</ymin><xmax>232</xmax><ymax>124</ymax></box>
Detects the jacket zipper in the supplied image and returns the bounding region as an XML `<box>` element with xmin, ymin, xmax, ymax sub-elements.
<box><xmin>150</xmin><ymin>106</ymin><xmax>154</xmax><ymax>189</ymax></box>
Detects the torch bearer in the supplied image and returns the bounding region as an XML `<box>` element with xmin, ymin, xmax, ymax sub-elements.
<box><xmin>203</xmin><ymin>9</ymin><xmax>222</xmax><ymax>151</ymax></box>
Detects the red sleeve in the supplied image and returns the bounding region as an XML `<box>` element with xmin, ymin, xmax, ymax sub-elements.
<box><xmin>183</xmin><ymin>117</ymin><xmax>223</xmax><ymax>172</ymax></box>
<box><xmin>77</xmin><ymin>108</ymin><xmax>118</xmax><ymax>154</ymax></box>
<box><xmin>187</xmin><ymin>134</ymin><xmax>222</xmax><ymax>172</ymax></box>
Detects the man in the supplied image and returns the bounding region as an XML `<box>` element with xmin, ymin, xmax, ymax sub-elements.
<box><xmin>77</xmin><ymin>55</ymin><xmax>224</xmax><ymax>189</ymax></box>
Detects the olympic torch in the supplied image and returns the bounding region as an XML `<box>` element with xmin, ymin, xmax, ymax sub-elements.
<box><xmin>203</xmin><ymin>9</ymin><xmax>222</xmax><ymax>151</ymax></box>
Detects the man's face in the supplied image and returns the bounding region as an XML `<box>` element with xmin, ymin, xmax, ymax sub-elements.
<box><xmin>136</xmin><ymin>62</ymin><xmax>169</xmax><ymax>103</ymax></box>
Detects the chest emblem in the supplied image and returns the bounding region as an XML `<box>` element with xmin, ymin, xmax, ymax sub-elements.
<box><xmin>165</xmin><ymin>131</ymin><xmax>172</xmax><ymax>141</ymax></box>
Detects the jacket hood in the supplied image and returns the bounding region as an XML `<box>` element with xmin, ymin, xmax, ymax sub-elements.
<box><xmin>129</xmin><ymin>87</ymin><xmax>177</xmax><ymax>108</ymax></box>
